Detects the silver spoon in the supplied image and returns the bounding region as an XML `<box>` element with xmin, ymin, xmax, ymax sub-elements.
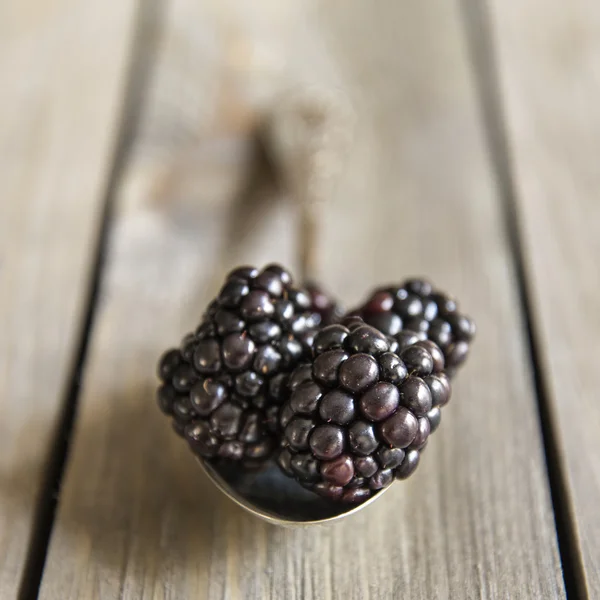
<box><xmin>197</xmin><ymin>458</ymin><xmax>392</xmax><ymax>527</ymax></box>
<box><xmin>197</xmin><ymin>88</ymin><xmax>363</xmax><ymax>526</ymax></box>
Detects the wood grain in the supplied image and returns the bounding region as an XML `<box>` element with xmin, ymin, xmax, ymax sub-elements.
<box><xmin>38</xmin><ymin>1</ymin><xmax>566</xmax><ymax>598</ymax></box>
<box><xmin>486</xmin><ymin>1</ymin><xmax>600</xmax><ymax>596</ymax></box>
<box><xmin>0</xmin><ymin>1</ymin><xmax>138</xmax><ymax>597</ymax></box>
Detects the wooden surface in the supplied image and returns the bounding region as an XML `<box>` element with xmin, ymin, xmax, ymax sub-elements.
<box><xmin>0</xmin><ymin>0</ymin><xmax>597</xmax><ymax>598</ymax></box>
<box><xmin>37</xmin><ymin>1</ymin><xmax>564</xmax><ymax>599</ymax></box>
<box><xmin>487</xmin><ymin>1</ymin><xmax>600</xmax><ymax>597</ymax></box>
<box><xmin>0</xmin><ymin>1</ymin><xmax>137</xmax><ymax>597</ymax></box>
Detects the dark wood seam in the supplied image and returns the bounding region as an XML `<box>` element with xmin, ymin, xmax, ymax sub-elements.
<box><xmin>17</xmin><ymin>1</ymin><xmax>166</xmax><ymax>597</ymax></box>
<box><xmin>457</xmin><ymin>1</ymin><xmax>587</xmax><ymax>598</ymax></box>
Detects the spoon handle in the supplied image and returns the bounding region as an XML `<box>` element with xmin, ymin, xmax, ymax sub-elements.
<box><xmin>262</xmin><ymin>86</ymin><xmax>355</xmax><ymax>283</ymax></box>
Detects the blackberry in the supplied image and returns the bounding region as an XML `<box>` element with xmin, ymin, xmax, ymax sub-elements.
<box><xmin>156</xmin><ymin>264</ymin><xmax>323</xmax><ymax>466</ymax></box>
<box><xmin>356</xmin><ymin>279</ymin><xmax>475</xmax><ymax>376</ymax></box>
<box><xmin>276</xmin><ymin>319</ymin><xmax>451</xmax><ymax>502</ymax></box>
<box><xmin>305</xmin><ymin>281</ymin><xmax>344</xmax><ymax>326</ymax></box>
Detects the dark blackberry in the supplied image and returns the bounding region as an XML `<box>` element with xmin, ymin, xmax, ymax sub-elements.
<box><xmin>305</xmin><ymin>282</ymin><xmax>345</xmax><ymax>326</ymax></box>
<box><xmin>356</xmin><ymin>279</ymin><xmax>475</xmax><ymax>376</ymax></box>
<box><xmin>276</xmin><ymin>319</ymin><xmax>451</xmax><ymax>503</ymax></box>
<box><xmin>156</xmin><ymin>264</ymin><xmax>324</xmax><ymax>466</ymax></box>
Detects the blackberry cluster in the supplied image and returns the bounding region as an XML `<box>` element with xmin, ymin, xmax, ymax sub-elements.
<box><xmin>276</xmin><ymin>319</ymin><xmax>451</xmax><ymax>503</ymax></box>
<box><xmin>156</xmin><ymin>264</ymin><xmax>324</xmax><ymax>466</ymax></box>
<box><xmin>356</xmin><ymin>278</ymin><xmax>476</xmax><ymax>376</ymax></box>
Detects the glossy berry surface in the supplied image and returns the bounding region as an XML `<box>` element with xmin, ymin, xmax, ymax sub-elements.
<box><xmin>276</xmin><ymin>319</ymin><xmax>451</xmax><ymax>503</ymax></box>
<box><xmin>305</xmin><ymin>281</ymin><xmax>345</xmax><ymax>326</ymax></box>
<box><xmin>356</xmin><ymin>279</ymin><xmax>476</xmax><ymax>376</ymax></box>
<box><xmin>156</xmin><ymin>264</ymin><xmax>325</xmax><ymax>465</ymax></box>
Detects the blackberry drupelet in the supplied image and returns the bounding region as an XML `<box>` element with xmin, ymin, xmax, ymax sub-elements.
<box><xmin>156</xmin><ymin>264</ymin><xmax>324</xmax><ymax>466</ymax></box>
<box><xmin>276</xmin><ymin>319</ymin><xmax>451</xmax><ymax>502</ymax></box>
<box><xmin>305</xmin><ymin>281</ymin><xmax>344</xmax><ymax>326</ymax></box>
<box><xmin>356</xmin><ymin>279</ymin><xmax>476</xmax><ymax>376</ymax></box>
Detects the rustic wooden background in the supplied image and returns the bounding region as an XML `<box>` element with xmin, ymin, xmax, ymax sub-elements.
<box><xmin>1</xmin><ymin>1</ymin><xmax>598</xmax><ymax>599</ymax></box>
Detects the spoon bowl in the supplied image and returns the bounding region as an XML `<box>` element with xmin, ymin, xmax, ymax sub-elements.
<box><xmin>198</xmin><ymin>458</ymin><xmax>391</xmax><ymax>527</ymax></box>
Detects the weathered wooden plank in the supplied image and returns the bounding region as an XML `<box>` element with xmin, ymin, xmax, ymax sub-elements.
<box><xmin>38</xmin><ymin>1</ymin><xmax>565</xmax><ymax>598</ymax></box>
<box><xmin>0</xmin><ymin>1</ymin><xmax>139</xmax><ymax>597</ymax></box>
<box><xmin>485</xmin><ymin>1</ymin><xmax>600</xmax><ymax>596</ymax></box>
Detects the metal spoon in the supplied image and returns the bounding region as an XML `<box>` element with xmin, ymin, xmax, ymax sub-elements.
<box><xmin>196</xmin><ymin>88</ymin><xmax>364</xmax><ymax>527</ymax></box>
<box><xmin>197</xmin><ymin>458</ymin><xmax>391</xmax><ymax>527</ymax></box>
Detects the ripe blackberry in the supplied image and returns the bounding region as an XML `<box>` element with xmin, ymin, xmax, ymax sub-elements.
<box><xmin>276</xmin><ymin>319</ymin><xmax>451</xmax><ymax>502</ymax></box>
<box><xmin>305</xmin><ymin>281</ymin><xmax>344</xmax><ymax>326</ymax></box>
<box><xmin>156</xmin><ymin>264</ymin><xmax>323</xmax><ymax>466</ymax></box>
<box><xmin>356</xmin><ymin>279</ymin><xmax>475</xmax><ymax>376</ymax></box>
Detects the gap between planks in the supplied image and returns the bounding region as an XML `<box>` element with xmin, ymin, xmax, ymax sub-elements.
<box><xmin>459</xmin><ymin>1</ymin><xmax>589</xmax><ymax>597</ymax></box>
<box><xmin>16</xmin><ymin>0</ymin><xmax>166</xmax><ymax>598</ymax></box>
